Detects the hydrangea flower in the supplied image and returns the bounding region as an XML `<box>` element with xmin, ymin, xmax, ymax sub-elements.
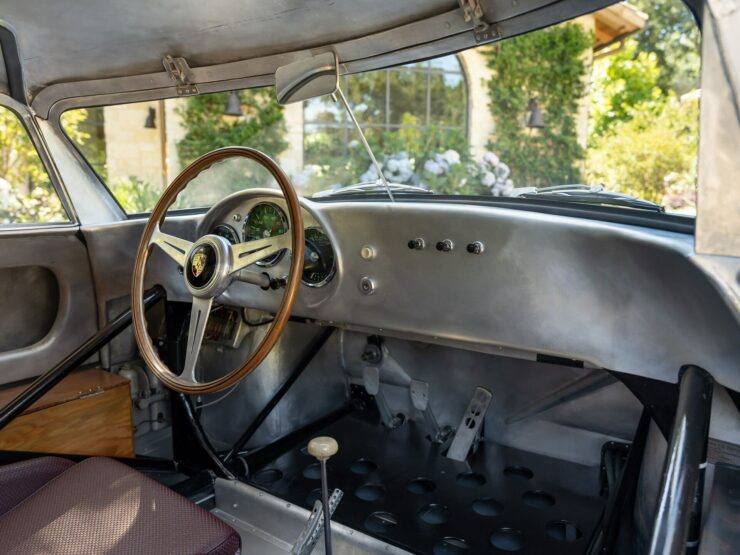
<box><xmin>442</xmin><ymin>149</ymin><xmax>460</xmax><ymax>165</ymax></box>
<box><xmin>424</xmin><ymin>159</ymin><xmax>443</xmax><ymax>176</ymax></box>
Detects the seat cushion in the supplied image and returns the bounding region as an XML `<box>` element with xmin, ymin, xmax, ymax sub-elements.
<box><xmin>0</xmin><ymin>457</ymin><xmax>240</xmax><ymax>555</ymax></box>
<box><xmin>0</xmin><ymin>456</ymin><xmax>75</xmax><ymax>516</ymax></box>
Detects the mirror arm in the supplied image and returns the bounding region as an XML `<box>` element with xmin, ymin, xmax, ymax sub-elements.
<box><xmin>334</xmin><ymin>86</ymin><xmax>395</xmax><ymax>203</ymax></box>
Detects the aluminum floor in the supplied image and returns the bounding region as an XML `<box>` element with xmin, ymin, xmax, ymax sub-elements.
<box><xmin>231</xmin><ymin>408</ymin><xmax>607</xmax><ymax>554</ymax></box>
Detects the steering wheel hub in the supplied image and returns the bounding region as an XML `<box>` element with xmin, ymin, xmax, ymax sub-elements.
<box><xmin>184</xmin><ymin>235</ymin><xmax>232</xmax><ymax>298</ymax></box>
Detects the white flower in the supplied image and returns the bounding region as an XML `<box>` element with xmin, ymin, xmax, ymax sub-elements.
<box><xmin>292</xmin><ymin>173</ymin><xmax>310</xmax><ymax>188</ymax></box>
<box><xmin>424</xmin><ymin>160</ymin><xmax>443</xmax><ymax>176</ymax></box>
<box><xmin>360</xmin><ymin>164</ymin><xmax>379</xmax><ymax>183</ymax></box>
<box><xmin>482</xmin><ymin>171</ymin><xmax>496</xmax><ymax>187</ymax></box>
<box><xmin>348</xmin><ymin>140</ymin><xmax>360</xmax><ymax>149</ymax></box>
<box><xmin>386</xmin><ymin>159</ymin><xmax>400</xmax><ymax>173</ymax></box>
<box><xmin>482</xmin><ymin>151</ymin><xmax>500</xmax><ymax>166</ymax></box>
<box><xmin>442</xmin><ymin>149</ymin><xmax>460</xmax><ymax>165</ymax></box>
<box><xmin>495</xmin><ymin>162</ymin><xmax>511</xmax><ymax>181</ymax></box>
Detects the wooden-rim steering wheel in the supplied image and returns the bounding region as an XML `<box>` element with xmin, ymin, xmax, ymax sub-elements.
<box><xmin>131</xmin><ymin>147</ymin><xmax>304</xmax><ymax>394</ymax></box>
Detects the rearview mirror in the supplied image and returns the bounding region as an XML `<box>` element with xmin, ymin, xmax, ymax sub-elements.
<box><xmin>275</xmin><ymin>52</ymin><xmax>338</xmax><ymax>105</ymax></box>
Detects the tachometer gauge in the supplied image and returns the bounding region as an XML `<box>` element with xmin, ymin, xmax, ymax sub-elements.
<box><xmin>302</xmin><ymin>227</ymin><xmax>336</xmax><ymax>287</ymax></box>
<box><xmin>211</xmin><ymin>224</ymin><xmax>239</xmax><ymax>245</ymax></box>
<box><xmin>243</xmin><ymin>202</ymin><xmax>289</xmax><ymax>266</ymax></box>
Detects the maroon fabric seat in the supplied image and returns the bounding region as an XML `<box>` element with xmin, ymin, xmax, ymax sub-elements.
<box><xmin>0</xmin><ymin>456</ymin><xmax>241</xmax><ymax>555</ymax></box>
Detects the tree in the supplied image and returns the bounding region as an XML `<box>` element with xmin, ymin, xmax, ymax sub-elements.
<box><xmin>176</xmin><ymin>89</ymin><xmax>287</xmax><ymax>168</ymax></box>
<box><xmin>631</xmin><ymin>0</ymin><xmax>701</xmax><ymax>95</ymax></box>
<box><xmin>587</xmin><ymin>96</ymin><xmax>698</xmax><ymax>209</ymax></box>
<box><xmin>589</xmin><ymin>40</ymin><xmax>664</xmax><ymax>138</ymax></box>
<box><xmin>0</xmin><ymin>107</ymin><xmax>68</xmax><ymax>223</ymax></box>
<box><xmin>483</xmin><ymin>23</ymin><xmax>593</xmax><ymax>187</ymax></box>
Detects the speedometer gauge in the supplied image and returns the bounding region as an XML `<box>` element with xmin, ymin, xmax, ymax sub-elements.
<box><xmin>243</xmin><ymin>202</ymin><xmax>289</xmax><ymax>266</ymax></box>
<box><xmin>211</xmin><ymin>224</ymin><xmax>239</xmax><ymax>245</ymax></box>
<box><xmin>302</xmin><ymin>227</ymin><xmax>336</xmax><ymax>287</ymax></box>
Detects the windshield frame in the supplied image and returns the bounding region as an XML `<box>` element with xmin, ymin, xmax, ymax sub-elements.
<box><xmin>310</xmin><ymin>192</ymin><xmax>695</xmax><ymax>235</ymax></box>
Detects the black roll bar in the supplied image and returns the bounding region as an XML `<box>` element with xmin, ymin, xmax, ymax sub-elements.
<box><xmin>223</xmin><ymin>325</ymin><xmax>335</xmax><ymax>463</ymax></box>
<box><xmin>647</xmin><ymin>365</ymin><xmax>714</xmax><ymax>555</ymax></box>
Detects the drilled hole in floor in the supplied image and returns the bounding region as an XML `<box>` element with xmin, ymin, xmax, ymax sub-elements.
<box><xmin>305</xmin><ymin>488</ymin><xmax>322</xmax><ymax>507</ymax></box>
<box><xmin>546</xmin><ymin>520</ymin><xmax>582</xmax><ymax>542</ymax></box>
<box><xmin>252</xmin><ymin>468</ymin><xmax>282</xmax><ymax>486</ymax></box>
<box><xmin>418</xmin><ymin>503</ymin><xmax>450</xmax><ymax>525</ymax></box>
<box><xmin>471</xmin><ymin>497</ymin><xmax>504</xmax><ymax>516</ymax></box>
<box><xmin>522</xmin><ymin>490</ymin><xmax>556</xmax><ymax>508</ymax></box>
<box><xmin>407</xmin><ymin>477</ymin><xmax>436</xmax><ymax>494</ymax></box>
<box><xmin>302</xmin><ymin>463</ymin><xmax>322</xmax><ymax>480</ymax></box>
<box><xmin>355</xmin><ymin>483</ymin><xmax>386</xmax><ymax>502</ymax></box>
<box><xmin>350</xmin><ymin>458</ymin><xmax>378</xmax><ymax>475</ymax></box>
<box><xmin>433</xmin><ymin>537</ymin><xmax>470</xmax><ymax>554</ymax></box>
<box><xmin>456</xmin><ymin>471</ymin><xmax>486</xmax><ymax>488</ymax></box>
<box><xmin>364</xmin><ymin>511</ymin><xmax>397</xmax><ymax>534</ymax></box>
<box><xmin>503</xmin><ymin>466</ymin><xmax>534</xmax><ymax>480</ymax></box>
<box><xmin>490</xmin><ymin>527</ymin><xmax>524</xmax><ymax>551</ymax></box>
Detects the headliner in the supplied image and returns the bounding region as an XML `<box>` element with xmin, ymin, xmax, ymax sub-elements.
<box><xmin>1</xmin><ymin>0</ymin><xmax>455</xmax><ymax>96</ymax></box>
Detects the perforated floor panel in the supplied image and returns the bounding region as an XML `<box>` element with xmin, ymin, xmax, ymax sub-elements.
<box><xmin>248</xmin><ymin>409</ymin><xmax>607</xmax><ymax>554</ymax></box>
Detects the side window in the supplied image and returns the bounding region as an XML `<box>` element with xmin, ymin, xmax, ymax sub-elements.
<box><xmin>0</xmin><ymin>106</ymin><xmax>69</xmax><ymax>224</ymax></box>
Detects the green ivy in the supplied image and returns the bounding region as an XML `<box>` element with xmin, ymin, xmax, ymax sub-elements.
<box><xmin>483</xmin><ymin>23</ymin><xmax>593</xmax><ymax>187</ymax></box>
<box><xmin>175</xmin><ymin>89</ymin><xmax>287</xmax><ymax>169</ymax></box>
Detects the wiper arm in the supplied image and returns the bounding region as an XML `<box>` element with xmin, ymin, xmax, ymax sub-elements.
<box><xmin>313</xmin><ymin>182</ymin><xmax>432</xmax><ymax>198</ymax></box>
<box><xmin>511</xmin><ymin>185</ymin><xmax>664</xmax><ymax>212</ymax></box>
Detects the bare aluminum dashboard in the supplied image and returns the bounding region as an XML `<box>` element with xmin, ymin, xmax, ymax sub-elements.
<box><xmin>80</xmin><ymin>192</ymin><xmax>740</xmax><ymax>391</ymax></box>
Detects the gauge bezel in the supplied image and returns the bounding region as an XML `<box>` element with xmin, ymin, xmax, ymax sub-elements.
<box><xmin>302</xmin><ymin>226</ymin><xmax>336</xmax><ymax>288</ymax></box>
<box><xmin>211</xmin><ymin>223</ymin><xmax>240</xmax><ymax>245</ymax></box>
<box><xmin>243</xmin><ymin>202</ymin><xmax>289</xmax><ymax>267</ymax></box>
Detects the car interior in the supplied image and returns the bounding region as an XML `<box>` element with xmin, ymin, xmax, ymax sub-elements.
<box><xmin>0</xmin><ymin>0</ymin><xmax>738</xmax><ymax>554</ymax></box>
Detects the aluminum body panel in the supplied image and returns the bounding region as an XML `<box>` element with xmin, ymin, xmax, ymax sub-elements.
<box><xmin>696</xmin><ymin>6</ymin><xmax>740</xmax><ymax>257</ymax></box>
<box><xmin>213</xmin><ymin>478</ymin><xmax>412</xmax><ymax>554</ymax></box>
<box><xmin>0</xmin><ymin>226</ymin><xmax>98</xmax><ymax>384</ymax></box>
<box><xmin>78</xmin><ymin>190</ymin><xmax>740</xmax><ymax>390</ymax></box>
<box><xmin>26</xmin><ymin>0</ymin><xmax>615</xmax><ymax>118</ymax></box>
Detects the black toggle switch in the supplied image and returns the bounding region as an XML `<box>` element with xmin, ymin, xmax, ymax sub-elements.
<box><xmin>408</xmin><ymin>238</ymin><xmax>425</xmax><ymax>250</ymax></box>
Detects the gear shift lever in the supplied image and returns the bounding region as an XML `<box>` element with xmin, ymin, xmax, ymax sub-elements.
<box><xmin>308</xmin><ymin>436</ymin><xmax>338</xmax><ymax>555</ymax></box>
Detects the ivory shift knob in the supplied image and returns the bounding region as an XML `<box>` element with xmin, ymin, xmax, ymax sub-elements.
<box><xmin>308</xmin><ymin>436</ymin><xmax>339</xmax><ymax>461</ymax></box>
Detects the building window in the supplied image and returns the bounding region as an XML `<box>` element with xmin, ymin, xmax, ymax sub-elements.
<box><xmin>302</xmin><ymin>55</ymin><xmax>467</xmax><ymax>188</ymax></box>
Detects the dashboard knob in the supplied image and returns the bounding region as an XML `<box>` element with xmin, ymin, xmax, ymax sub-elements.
<box><xmin>359</xmin><ymin>276</ymin><xmax>375</xmax><ymax>295</ymax></box>
<box><xmin>436</xmin><ymin>239</ymin><xmax>454</xmax><ymax>252</ymax></box>
<box><xmin>360</xmin><ymin>245</ymin><xmax>376</xmax><ymax>260</ymax></box>
<box><xmin>466</xmin><ymin>241</ymin><xmax>485</xmax><ymax>255</ymax></box>
<box><xmin>408</xmin><ymin>238</ymin><xmax>425</xmax><ymax>250</ymax></box>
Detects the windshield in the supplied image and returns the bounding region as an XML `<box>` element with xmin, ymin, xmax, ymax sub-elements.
<box><xmin>61</xmin><ymin>0</ymin><xmax>699</xmax><ymax>215</ymax></box>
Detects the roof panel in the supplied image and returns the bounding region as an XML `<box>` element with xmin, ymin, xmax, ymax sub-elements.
<box><xmin>3</xmin><ymin>0</ymin><xmax>455</xmax><ymax>93</ymax></box>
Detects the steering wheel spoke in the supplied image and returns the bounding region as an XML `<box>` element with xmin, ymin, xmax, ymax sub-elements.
<box><xmin>231</xmin><ymin>232</ymin><xmax>291</xmax><ymax>272</ymax></box>
<box><xmin>151</xmin><ymin>227</ymin><xmax>193</xmax><ymax>267</ymax></box>
<box><xmin>181</xmin><ymin>296</ymin><xmax>213</xmax><ymax>384</ymax></box>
